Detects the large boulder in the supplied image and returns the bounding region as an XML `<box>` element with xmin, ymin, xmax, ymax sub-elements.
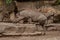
<box><xmin>0</xmin><ymin>22</ymin><xmax>43</xmax><ymax>36</ymax></box>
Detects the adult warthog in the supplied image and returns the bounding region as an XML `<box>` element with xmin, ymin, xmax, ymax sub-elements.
<box><xmin>16</xmin><ymin>9</ymin><xmax>47</xmax><ymax>34</ymax></box>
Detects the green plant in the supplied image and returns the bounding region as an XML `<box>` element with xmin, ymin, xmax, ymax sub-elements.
<box><xmin>55</xmin><ymin>0</ymin><xmax>60</xmax><ymax>5</ymax></box>
<box><xmin>6</xmin><ymin>0</ymin><xmax>12</xmax><ymax>5</ymax></box>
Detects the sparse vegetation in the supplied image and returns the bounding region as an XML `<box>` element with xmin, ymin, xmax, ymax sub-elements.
<box><xmin>6</xmin><ymin>0</ymin><xmax>12</xmax><ymax>5</ymax></box>
<box><xmin>55</xmin><ymin>0</ymin><xmax>60</xmax><ymax>4</ymax></box>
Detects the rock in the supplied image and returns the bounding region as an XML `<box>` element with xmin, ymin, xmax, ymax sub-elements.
<box><xmin>45</xmin><ymin>23</ymin><xmax>60</xmax><ymax>31</ymax></box>
<box><xmin>21</xmin><ymin>32</ymin><xmax>42</xmax><ymax>36</ymax></box>
<box><xmin>4</xmin><ymin>26</ymin><xmax>17</xmax><ymax>33</ymax></box>
<box><xmin>0</xmin><ymin>22</ymin><xmax>44</xmax><ymax>36</ymax></box>
<box><xmin>0</xmin><ymin>23</ymin><xmax>43</xmax><ymax>36</ymax></box>
<box><xmin>23</xmin><ymin>24</ymin><xmax>36</xmax><ymax>33</ymax></box>
<box><xmin>47</xmin><ymin>27</ymin><xmax>57</xmax><ymax>31</ymax></box>
<box><xmin>16</xmin><ymin>26</ymin><xmax>25</xmax><ymax>33</ymax></box>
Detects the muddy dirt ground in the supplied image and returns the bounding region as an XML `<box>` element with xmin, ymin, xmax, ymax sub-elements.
<box><xmin>0</xmin><ymin>31</ymin><xmax>60</xmax><ymax>40</ymax></box>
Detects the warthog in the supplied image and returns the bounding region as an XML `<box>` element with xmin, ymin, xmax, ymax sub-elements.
<box><xmin>16</xmin><ymin>9</ymin><xmax>47</xmax><ymax>34</ymax></box>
